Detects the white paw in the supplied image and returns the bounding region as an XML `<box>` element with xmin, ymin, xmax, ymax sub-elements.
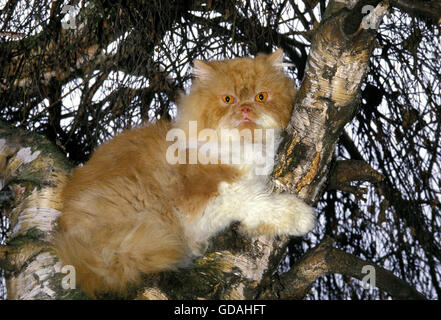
<box><xmin>275</xmin><ymin>194</ymin><xmax>316</xmax><ymax>236</ymax></box>
<box><xmin>240</xmin><ymin>193</ymin><xmax>316</xmax><ymax>237</ymax></box>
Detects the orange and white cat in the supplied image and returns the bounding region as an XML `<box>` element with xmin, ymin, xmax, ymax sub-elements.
<box><xmin>53</xmin><ymin>49</ymin><xmax>316</xmax><ymax>297</ymax></box>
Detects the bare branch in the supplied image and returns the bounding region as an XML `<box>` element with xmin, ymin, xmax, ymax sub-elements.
<box><xmin>391</xmin><ymin>0</ymin><xmax>441</xmax><ymax>24</ymax></box>
<box><xmin>267</xmin><ymin>238</ymin><xmax>427</xmax><ymax>300</ymax></box>
<box><xmin>327</xmin><ymin>159</ymin><xmax>384</xmax><ymax>199</ymax></box>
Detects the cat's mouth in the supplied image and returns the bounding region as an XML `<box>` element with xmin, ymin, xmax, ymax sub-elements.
<box><xmin>234</xmin><ymin>113</ymin><xmax>256</xmax><ymax>125</ymax></box>
<box><xmin>227</xmin><ymin>111</ymin><xmax>265</xmax><ymax>129</ymax></box>
<box><xmin>236</xmin><ymin>117</ymin><xmax>255</xmax><ymax>127</ymax></box>
<box><xmin>242</xmin><ymin>116</ymin><xmax>253</xmax><ymax>123</ymax></box>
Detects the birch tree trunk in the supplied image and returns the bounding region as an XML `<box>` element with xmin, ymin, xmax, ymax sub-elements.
<box><xmin>0</xmin><ymin>120</ymin><xmax>72</xmax><ymax>299</ymax></box>
<box><xmin>0</xmin><ymin>0</ymin><xmax>425</xmax><ymax>300</ymax></box>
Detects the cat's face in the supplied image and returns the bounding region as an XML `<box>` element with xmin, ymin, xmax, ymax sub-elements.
<box><xmin>177</xmin><ymin>49</ymin><xmax>296</xmax><ymax>133</ymax></box>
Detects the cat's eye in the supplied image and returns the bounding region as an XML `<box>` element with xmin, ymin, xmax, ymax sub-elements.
<box><xmin>255</xmin><ymin>92</ymin><xmax>268</xmax><ymax>102</ymax></box>
<box><xmin>222</xmin><ymin>95</ymin><xmax>235</xmax><ymax>104</ymax></box>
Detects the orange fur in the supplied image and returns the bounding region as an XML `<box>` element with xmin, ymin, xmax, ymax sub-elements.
<box><xmin>52</xmin><ymin>50</ymin><xmax>303</xmax><ymax>297</ymax></box>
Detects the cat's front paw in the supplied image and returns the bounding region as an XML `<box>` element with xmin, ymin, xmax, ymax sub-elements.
<box><xmin>278</xmin><ymin>195</ymin><xmax>316</xmax><ymax>236</ymax></box>
<box><xmin>241</xmin><ymin>193</ymin><xmax>316</xmax><ymax>237</ymax></box>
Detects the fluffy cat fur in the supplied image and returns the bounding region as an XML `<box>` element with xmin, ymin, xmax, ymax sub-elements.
<box><xmin>52</xmin><ymin>49</ymin><xmax>316</xmax><ymax>297</ymax></box>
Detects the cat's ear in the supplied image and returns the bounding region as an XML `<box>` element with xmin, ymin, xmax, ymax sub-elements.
<box><xmin>192</xmin><ymin>60</ymin><xmax>213</xmax><ymax>81</ymax></box>
<box><xmin>268</xmin><ymin>49</ymin><xmax>293</xmax><ymax>69</ymax></box>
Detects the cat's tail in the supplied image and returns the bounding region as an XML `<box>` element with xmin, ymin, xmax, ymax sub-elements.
<box><xmin>52</xmin><ymin>212</ymin><xmax>188</xmax><ymax>298</ymax></box>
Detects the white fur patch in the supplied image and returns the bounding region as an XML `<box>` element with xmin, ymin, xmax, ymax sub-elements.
<box><xmin>180</xmin><ymin>137</ymin><xmax>316</xmax><ymax>254</ymax></box>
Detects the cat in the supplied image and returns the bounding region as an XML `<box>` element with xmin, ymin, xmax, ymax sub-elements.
<box><xmin>52</xmin><ymin>49</ymin><xmax>316</xmax><ymax>297</ymax></box>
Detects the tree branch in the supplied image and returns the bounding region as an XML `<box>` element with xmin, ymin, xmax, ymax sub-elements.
<box><xmin>0</xmin><ymin>120</ymin><xmax>72</xmax><ymax>299</ymax></box>
<box><xmin>272</xmin><ymin>0</ymin><xmax>388</xmax><ymax>204</ymax></box>
<box><xmin>391</xmin><ymin>0</ymin><xmax>441</xmax><ymax>24</ymax></box>
<box><xmin>263</xmin><ymin>237</ymin><xmax>427</xmax><ymax>300</ymax></box>
<box><xmin>341</xmin><ymin>128</ymin><xmax>441</xmax><ymax>264</ymax></box>
<box><xmin>327</xmin><ymin>159</ymin><xmax>384</xmax><ymax>199</ymax></box>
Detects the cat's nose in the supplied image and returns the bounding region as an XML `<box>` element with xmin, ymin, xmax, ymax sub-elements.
<box><xmin>241</xmin><ymin>106</ymin><xmax>251</xmax><ymax>113</ymax></box>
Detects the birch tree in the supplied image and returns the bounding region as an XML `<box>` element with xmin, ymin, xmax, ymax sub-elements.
<box><xmin>1</xmin><ymin>0</ymin><xmax>439</xmax><ymax>299</ymax></box>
